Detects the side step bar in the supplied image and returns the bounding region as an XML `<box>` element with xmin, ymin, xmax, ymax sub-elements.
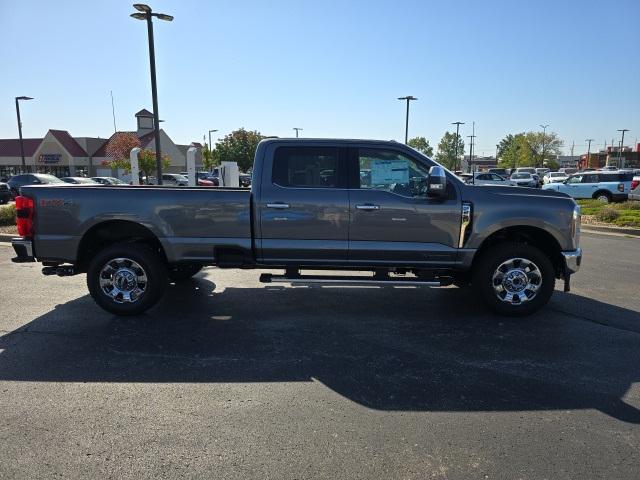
<box><xmin>259</xmin><ymin>273</ymin><xmax>443</xmax><ymax>287</ymax></box>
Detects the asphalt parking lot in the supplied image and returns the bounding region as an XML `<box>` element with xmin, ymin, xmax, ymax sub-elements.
<box><xmin>0</xmin><ymin>232</ymin><xmax>639</xmax><ymax>479</ymax></box>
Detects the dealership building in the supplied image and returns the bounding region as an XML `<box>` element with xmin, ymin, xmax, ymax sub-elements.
<box><xmin>0</xmin><ymin>108</ymin><xmax>202</xmax><ymax>179</ymax></box>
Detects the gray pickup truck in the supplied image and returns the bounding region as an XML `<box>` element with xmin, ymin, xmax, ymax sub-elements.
<box><xmin>12</xmin><ymin>138</ymin><xmax>582</xmax><ymax>317</ymax></box>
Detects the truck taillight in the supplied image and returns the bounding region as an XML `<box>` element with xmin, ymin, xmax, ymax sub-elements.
<box><xmin>15</xmin><ymin>196</ymin><xmax>34</xmax><ymax>237</ymax></box>
<box><xmin>631</xmin><ymin>179</ymin><xmax>639</xmax><ymax>191</ymax></box>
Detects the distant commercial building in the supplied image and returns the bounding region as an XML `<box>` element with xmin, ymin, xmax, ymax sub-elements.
<box><xmin>0</xmin><ymin>108</ymin><xmax>202</xmax><ymax>179</ymax></box>
<box><xmin>578</xmin><ymin>144</ymin><xmax>640</xmax><ymax>170</ymax></box>
<box><xmin>461</xmin><ymin>155</ymin><xmax>497</xmax><ymax>172</ymax></box>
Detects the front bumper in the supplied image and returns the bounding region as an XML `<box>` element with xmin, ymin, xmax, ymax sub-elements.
<box><xmin>11</xmin><ymin>237</ymin><xmax>35</xmax><ymax>263</ymax></box>
<box><xmin>561</xmin><ymin>248</ymin><xmax>582</xmax><ymax>274</ymax></box>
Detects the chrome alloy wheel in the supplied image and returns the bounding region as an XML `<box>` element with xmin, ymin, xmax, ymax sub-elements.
<box><xmin>491</xmin><ymin>257</ymin><xmax>542</xmax><ymax>304</ymax></box>
<box><xmin>99</xmin><ymin>258</ymin><xmax>148</xmax><ymax>304</ymax></box>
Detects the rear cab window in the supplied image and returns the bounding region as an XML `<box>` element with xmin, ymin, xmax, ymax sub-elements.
<box><xmin>272</xmin><ymin>147</ymin><xmax>345</xmax><ymax>188</ymax></box>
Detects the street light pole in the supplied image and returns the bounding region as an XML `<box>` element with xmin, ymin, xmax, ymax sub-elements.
<box><xmin>539</xmin><ymin>124</ymin><xmax>548</xmax><ymax>168</ymax></box>
<box><xmin>208</xmin><ymin>129</ymin><xmax>218</xmax><ymax>152</ymax></box>
<box><xmin>398</xmin><ymin>96</ymin><xmax>417</xmax><ymax>144</ymax></box>
<box><xmin>617</xmin><ymin>129</ymin><xmax>629</xmax><ymax>168</ymax></box>
<box><xmin>293</xmin><ymin>127</ymin><xmax>303</xmax><ymax>138</ymax></box>
<box><xmin>452</xmin><ymin>121</ymin><xmax>464</xmax><ymax>172</ymax></box>
<box><xmin>131</xmin><ymin>4</ymin><xmax>173</xmax><ymax>185</ymax></box>
<box><xmin>15</xmin><ymin>96</ymin><xmax>34</xmax><ymax>173</ymax></box>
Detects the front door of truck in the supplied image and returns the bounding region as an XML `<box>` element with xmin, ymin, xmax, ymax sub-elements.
<box><xmin>348</xmin><ymin>147</ymin><xmax>460</xmax><ymax>266</ymax></box>
<box><xmin>258</xmin><ymin>145</ymin><xmax>349</xmax><ymax>264</ymax></box>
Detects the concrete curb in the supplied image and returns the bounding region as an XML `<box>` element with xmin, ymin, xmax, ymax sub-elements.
<box><xmin>582</xmin><ymin>224</ymin><xmax>640</xmax><ymax>237</ymax></box>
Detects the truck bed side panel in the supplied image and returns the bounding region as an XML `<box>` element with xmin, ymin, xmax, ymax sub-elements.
<box><xmin>22</xmin><ymin>185</ymin><xmax>252</xmax><ymax>263</ymax></box>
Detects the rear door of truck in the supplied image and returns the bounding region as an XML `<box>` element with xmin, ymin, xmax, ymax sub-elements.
<box><xmin>256</xmin><ymin>144</ymin><xmax>349</xmax><ymax>264</ymax></box>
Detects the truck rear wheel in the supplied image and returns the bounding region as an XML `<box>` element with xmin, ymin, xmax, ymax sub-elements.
<box><xmin>472</xmin><ymin>242</ymin><xmax>555</xmax><ymax>316</ymax></box>
<box><xmin>87</xmin><ymin>243</ymin><xmax>168</xmax><ymax>316</ymax></box>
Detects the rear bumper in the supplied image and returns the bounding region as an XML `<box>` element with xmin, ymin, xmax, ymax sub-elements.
<box><xmin>561</xmin><ymin>248</ymin><xmax>582</xmax><ymax>274</ymax></box>
<box><xmin>11</xmin><ymin>237</ymin><xmax>35</xmax><ymax>263</ymax></box>
<box><xmin>629</xmin><ymin>192</ymin><xmax>640</xmax><ymax>201</ymax></box>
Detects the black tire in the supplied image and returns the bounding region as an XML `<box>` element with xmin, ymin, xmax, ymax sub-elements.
<box><xmin>593</xmin><ymin>191</ymin><xmax>611</xmax><ymax>203</ymax></box>
<box><xmin>87</xmin><ymin>243</ymin><xmax>168</xmax><ymax>316</ymax></box>
<box><xmin>471</xmin><ymin>242</ymin><xmax>555</xmax><ymax>317</ymax></box>
<box><xmin>168</xmin><ymin>264</ymin><xmax>203</xmax><ymax>282</ymax></box>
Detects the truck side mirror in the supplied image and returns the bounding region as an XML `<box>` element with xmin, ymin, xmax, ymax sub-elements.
<box><xmin>427</xmin><ymin>166</ymin><xmax>447</xmax><ymax>198</ymax></box>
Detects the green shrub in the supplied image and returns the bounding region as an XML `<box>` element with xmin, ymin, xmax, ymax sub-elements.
<box><xmin>595</xmin><ymin>206</ymin><xmax>620</xmax><ymax>223</ymax></box>
<box><xmin>0</xmin><ymin>204</ymin><xmax>16</xmax><ymax>226</ymax></box>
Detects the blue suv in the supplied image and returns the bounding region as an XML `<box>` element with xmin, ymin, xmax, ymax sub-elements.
<box><xmin>542</xmin><ymin>171</ymin><xmax>634</xmax><ymax>203</ymax></box>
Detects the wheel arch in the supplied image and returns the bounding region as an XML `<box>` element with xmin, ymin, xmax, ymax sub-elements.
<box><xmin>76</xmin><ymin>220</ymin><xmax>168</xmax><ymax>272</ymax></box>
<box><xmin>472</xmin><ymin>225</ymin><xmax>565</xmax><ymax>277</ymax></box>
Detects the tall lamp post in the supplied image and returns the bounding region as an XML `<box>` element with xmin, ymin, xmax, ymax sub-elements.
<box><xmin>539</xmin><ymin>124</ymin><xmax>549</xmax><ymax>168</ymax></box>
<box><xmin>451</xmin><ymin>121</ymin><xmax>464</xmax><ymax>171</ymax></box>
<box><xmin>398</xmin><ymin>96</ymin><xmax>417</xmax><ymax>144</ymax></box>
<box><xmin>15</xmin><ymin>96</ymin><xmax>34</xmax><ymax>173</ymax></box>
<box><xmin>131</xmin><ymin>4</ymin><xmax>173</xmax><ymax>185</ymax></box>
<box><xmin>293</xmin><ymin>127</ymin><xmax>303</xmax><ymax>138</ymax></box>
<box><xmin>617</xmin><ymin>129</ymin><xmax>629</xmax><ymax>168</ymax></box>
<box><xmin>585</xmin><ymin>138</ymin><xmax>594</xmax><ymax>169</ymax></box>
<box><xmin>208</xmin><ymin>129</ymin><xmax>218</xmax><ymax>152</ymax></box>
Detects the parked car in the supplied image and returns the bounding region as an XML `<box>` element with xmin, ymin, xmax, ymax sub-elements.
<box><xmin>160</xmin><ymin>174</ymin><xmax>189</xmax><ymax>186</ymax></box>
<box><xmin>61</xmin><ymin>177</ymin><xmax>100</xmax><ymax>185</ymax></box>
<box><xmin>598</xmin><ymin>166</ymin><xmax>618</xmax><ymax>172</ymax></box>
<box><xmin>629</xmin><ymin>175</ymin><xmax>640</xmax><ymax>201</ymax></box>
<box><xmin>7</xmin><ymin>173</ymin><xmax>64</xmax><ymax>197</ymax></box>
<box><xmin>509</xmin><ymin>172</ymin><xmax>537</xmax><ymax>188</ymax></box>
<box><xmin>488</xmin><ymin>167</ymin><xmax>509</xmax><ymax>177</ymax></box>
<box><xmin>179</xmin><ymin>171</ymin><xmax>219</xmax><ymax>186</ymax></box>
<box><xmin>0</xmin><ymin>182</ymin><xmax>12</xmax><ymax>204</ymax></box>
<box><xmin>536</xmin><ymin>168</ymin><xmax>550</xmax><ymax>177</ymax></box>
<box><xmin>470</xmin><ymin>172</ymin><xmax>512</xmax><ymax>186</ymax></box>
<box><xmin>542</xmin><ymin>171</ymin><xmax>635</xmax><ymax>202</ymax></box>
<box><xmin>91</xmin><ymin>177</ymin><xmax>127</xmax><ymax>185</ymax></box>
<box><xmin>559</xmin><ymin>167</ymin><xmax>578</xmax><ymax>176</ymax></box>
<box><xmin>11</xmin><ymin>138</ymin><xmax>582</xmax><ymax>318</ymax></box>
<box><xmin>543</xmin><ymin>172</ymin><xmax>568</xmax><ymax>184</ymax></box>
<box><xmin>239</xmin><ymin>173</ymin><xmax>252</xmax><ymax>188</ymax></box>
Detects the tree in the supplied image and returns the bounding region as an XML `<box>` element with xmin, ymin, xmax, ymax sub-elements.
<box><xmin>497</xmin><ymin>131</ymin><xmax>563</xmax><ymax>168</ymax></box>
<box><xmin>202</xmin><ymin>142</ymin><xmax>216</xmax><ymax>171</ymax></box>
<box><xmin>435</xmin><ymin>131</ymin><xmax>465</xmax><ymax>171</ymax></box>
<box><xmin>407</xmin><ymin>136</ymin><xmax>434</xmax><ymax>157</ymax></box>
<box><xmin>214</xmin><ymin>128</ymin><xmax>264</xmax><ymax>172</ymax></box>
<box><xmin>105</xmin><ymin>132</ymin><xmax>140</xmax><ymax>160</ymax></box>
<box><xmin>103</xmin><ymin>147</ymin><xmax>170</xmax><ymax>181</ymax></box>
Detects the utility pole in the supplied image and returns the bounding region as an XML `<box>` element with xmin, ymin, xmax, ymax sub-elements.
<box><xmin>15</xmin><ymin>96</ymin><xmax>34</xmax><ymax>174</ymax></box>
<box><xmin>617</xmin><ymin>129</ymin><xmax>629</xmax><ymax>168</ymax></box>
<box><xmin>495</xmin><ymin>144</ymin><xmax>499</xmax><ymax>164</ymax></box>
<box><xmin>467</xmin><ymin>124</ymin><xmax>476</xmax><ymax>177</ymax></box>
<box><xmin>539</xmin><ymin>124</ymin><xmax>549</xmax><ymax>168</ymax></box>
<box><xmin>398</xmin><ymin>96</ymin><xmax>417</xmax><ymax>144</ymax></box>
<box><xmin>451</xmin><ymin>121</ymin><xmax>464</xmax><ymax>171</ymax></box>
<box><xmin>293</xmin><ymin>127</ymin><xmax>303</xmax><ymax>138</ymax></box>
<box><xmin>585</xmin><ymin>138</ymin><xmax>594</xmax><ymax>169</ymax></box>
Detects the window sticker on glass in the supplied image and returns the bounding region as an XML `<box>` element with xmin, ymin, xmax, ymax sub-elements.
<box><xmin>370</xmin><ymin>160</ymin><xmax>410</xmax><ymax>185</ymax></box>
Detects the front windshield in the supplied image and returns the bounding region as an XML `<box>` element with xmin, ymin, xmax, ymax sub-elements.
<box><xmin>35</xmin><ymin>174</ymin><xmax>64</xmax><ymax>184</ymax></box>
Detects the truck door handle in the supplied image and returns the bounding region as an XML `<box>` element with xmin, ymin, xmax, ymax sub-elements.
<box><xmin>266</xmin><ymin>203</ymin><xmax>290</xmax><ymax>209</ymax></box>
<box><xmin>355</xmin><ymin>204</ymin><xmax>380</xmax><ymax>210</ymax></box>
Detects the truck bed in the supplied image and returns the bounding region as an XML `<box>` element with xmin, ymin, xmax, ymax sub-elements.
<box><xmin>22</xmin><ymin>185</ymin><xmax>252</xmax><ymax>264</ymax></box>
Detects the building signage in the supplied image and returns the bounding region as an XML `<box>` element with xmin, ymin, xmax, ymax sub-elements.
<box><xmin>38</xmin><ymin>154</ymin><xmax>61</xmax><ymax>164</ymax></box>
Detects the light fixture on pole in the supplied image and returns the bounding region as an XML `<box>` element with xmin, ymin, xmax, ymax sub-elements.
<box><xmin>15</xmin><ymin>96</ymin><xmax>34</xmax><ymax>173</ymax></box>
<box><xmin>131</xmin><ymin>4</ymin><xmax>173</xmax><ymax>185</ymax></box>
<box><xmin>617</xmin><ymin>129</ymin><xmax>629</xmax><ymax>168</ymax></box>
<box><xmin>451</xmin><ymin>121</ymin><xmax>464</xmax><ymax>171</ymax></box>
<box><xmin>398</xmin><ymin>96</ymin><xmax>417</xmax><ymax>144</ymax></box>
<box><xmin>539</xmin><ymin>124</ymin><xmax>549</xmax><ymax>168</ymax></box>
<box><xmin>208</xmin><ymin>129</ymin><xmax>218</xmax><ymax>152</ymax></box>
<box><xmin>293</xmin><ymin>127</ymin><xmax>303</xmax><ymax>138</ymax></box>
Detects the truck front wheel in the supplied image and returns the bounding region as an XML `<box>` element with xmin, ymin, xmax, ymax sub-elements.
<box><xmin>472</xmin><ymin>242</ymin><xmax>555</xmax><ymax>316</ymax></box>
<box><xmin>87</xmin><ymin>244</ymin><xmax>168</xmax><ymax>316</ymax></box>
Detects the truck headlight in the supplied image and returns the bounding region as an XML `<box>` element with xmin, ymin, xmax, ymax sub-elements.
<box><xmin>572</xmin><ymin>204</ymin><xmax>581</xmax><ymax>248</ymax></box>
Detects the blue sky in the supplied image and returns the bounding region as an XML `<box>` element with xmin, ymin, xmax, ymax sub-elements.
<box><xmin>1</xmin><ymin>0</ymin><xmax>638</xmax><ymax>156</ymax></box>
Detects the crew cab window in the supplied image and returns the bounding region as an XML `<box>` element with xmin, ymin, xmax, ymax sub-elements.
<box><xmin>566</xmin><ymin>175</ymin><xmax>582</xmax><ymax>184</ymax></box>
<box><xmin>272</xmin><ymin>147</ymin><xmax>340</xmax><ymax>188</ymax></box>
<box><xmin>581</xmin><ymin>174</ymin><xmax>598</xmax><ymax>183</ymax></box>
<box><xmin>358</xmin><ymin>148</ymin><xmax>429</xmax><ymax>198</ymax></box>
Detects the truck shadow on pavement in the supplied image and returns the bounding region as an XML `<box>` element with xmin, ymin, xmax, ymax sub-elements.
<box><xmin>1</xmin><ymin>275</ymin><xmax>639</xmax><ymax>423</ymax></box>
